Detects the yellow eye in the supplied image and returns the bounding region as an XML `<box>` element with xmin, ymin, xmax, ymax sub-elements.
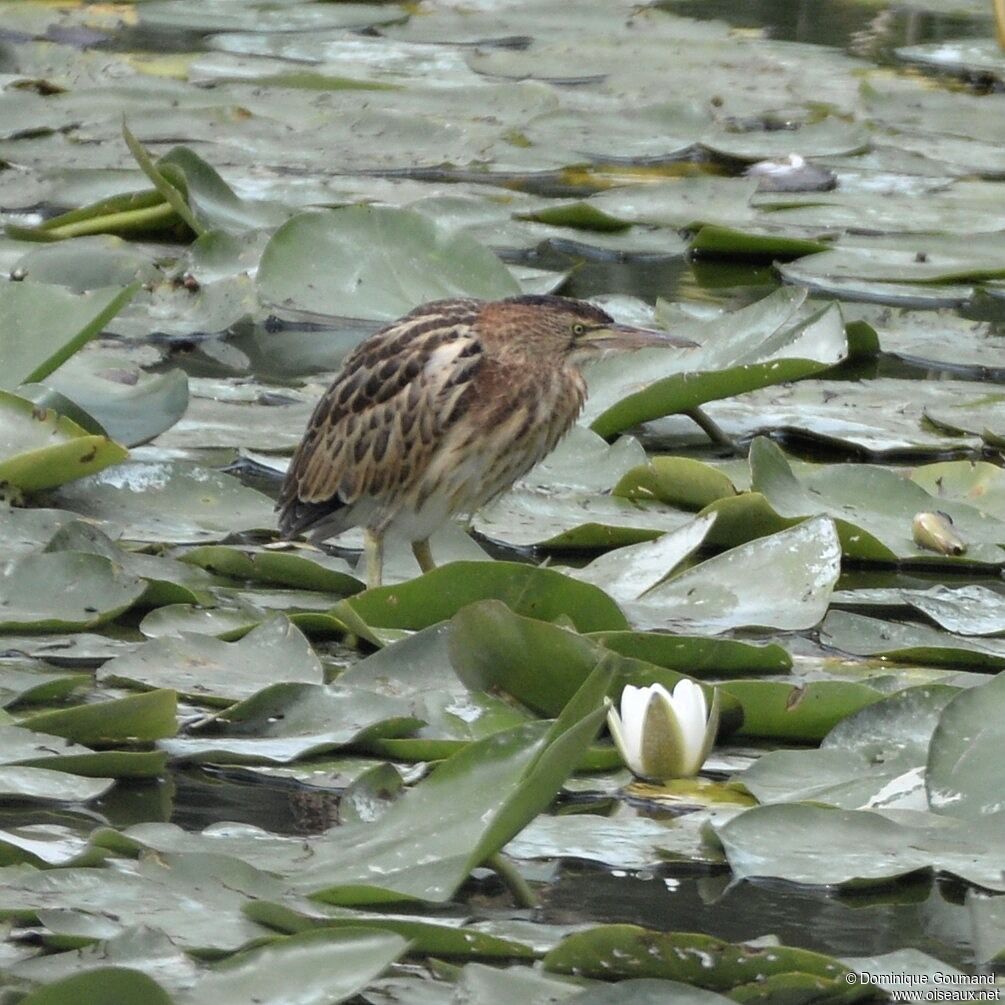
<box><xmin>572</xmin><ymin>323</ymin><xmax>586</xmax><ymax>336</ymax></box>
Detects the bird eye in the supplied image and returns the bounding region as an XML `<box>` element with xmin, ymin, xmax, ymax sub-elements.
<box><xmin>572</xmin><ymin>323</ymin><xmax>586</xmax><ymax>336</ymax></box>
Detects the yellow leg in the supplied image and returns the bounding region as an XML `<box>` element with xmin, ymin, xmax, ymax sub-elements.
<box><xmin>412</xmin><ymin>538</ymin><xmax>435</xmax><ymax>574</ymax></box>
<box><xmin>364</xmin><ymin>529</ymin><xmax>384</xmax><ymax>589</ymax></box>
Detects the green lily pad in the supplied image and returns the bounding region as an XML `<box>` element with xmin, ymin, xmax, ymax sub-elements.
<box><xmin>630</xmin><ymin>516</ymin><xmax>841</xmax><ymax>633</ymax></box>
<box><xmin>590</xmin><ymin>631</ymin><xmax>791</xmax><ymax>677</ymax></box>
<box><xmin>568</xmin><ymin>514</ymin><xmax>717</xmax><ymax>605</ymax></box>
<box><xmin>0</xmin><ymin>552</ymin><xmax>145</xmax><ymax>632</ymax></box>
<box><xmin>713</xmin><ymin>803</ymin><xmax>1005</xmax><ymax>891</ymax></box>
<box><xmin>0</xmin><ymin>391</ymin><xmax>128</xmax><ymax>493</ymax></box>
<box><xmin>242</xmin><ymin>900</ymin><xmax>537</xmax><ymax>961</ymax></box>
<box><xmin>180</xmin><ymin>544</ymin><xmax>362</xmax><ymax>596</ymax></box>
<box><xmin>97</xmin><ymin>615</ymin><xmax>324</xmax><ymax>705</ymax></box>
<box><xmin>186</xmin><ymin>928</ymin><xmax>409</xmax><ymax>1005</ymax></box>
<box><xmin>336</xmin><ymin>561</ymin><xmax>628</xmax><ymax>642</ymax></box>
<box><xmin>340</xmin><ymin>624</ymin><xmax>532</xmax><ymax>749</ymax></box>
<box><xmin>19</xmin><ymin>690</ymin><xmax>177</xmax><ymax>746</ymax></box>
<box><xmin>613</xmin><ymin>457</ymin><xmax>738</xmax><ymax>512</ymax></box>
<box><xmin>18</xmin><ymin>968</ymin><xmax>174</xmax><ymax>1005</ymax></box>
<box><xmin>585</xmin><ymin>291</ymin><xmax>849</xmax><ymax>439</ymax></box>
<box><xmin>257</xmin><ymin>206</ymin><xmax>519</xmax><ymax>322</ymax></box>
<box><xmin>0</xmin><ymin>280</ymin><xmax>139</xmax><ymax>390</ymax></box>
<box><xmin>745</xmin><ymin>437</ymin><xmax>1005</xmax><ymax>565</ymax></box>
<box><xmin>30</xmin><ymin>359</ymin><xmax>189</xmax><ymax>449</ymax></box>
<box><xmin>0</xmin><ymin>662</ymin><xmax>84</xmax><ymax>709</ymax></box>
<box><xmin>159</xmin><ymin>682</ymin><xmax>419</xmax><ymax>765</ymax></box>
<box><xmin>50</xmin><ymin>462</ymin><xmax>277</xmax><ymax>544</ymax></box>
<box><xmin>506</xmin><ymin>810</ymin><xmax>724</xmax><ymax>869</ymax></box>
<box><xmin>927</xmin><ymin>671</ymin><xmax>1005</xmax><ymax>820</ymax></box>
<box><xmin>542</xmin><ymin>924</ymin><xmax>859</xmax><ymax>993</ymax></box>
<box><xmin>821</xmin><ymin>611</ymin><xmax>1005</xmax><ymax>671</ymax></box>
<box><xmin>738</xmin><ymin>685</ymin><xmax>959</xmax><ymax>809</ymax></box>
<box><xmin>44</xmin><ymin>521</ymin><xmax>214</xmax><ymax>607</ymax></box>
<box><xmin>834</xmin><ymin>584</ymin><xmax>1005</xmax><ymax>636</ymax></box>
<box><xmin>0</xmin><ymin>767</ymin><xmax>113</xmax><ymax>806</ymax></box>
<box><xmin>0</xmin><ymin>852</ymin><xmax>282</xmax><ymax>953</ymax></box>
<box><xmin>291</xmin><ymin>664</ymin><xmax>613</xmax><ymax>905</ymax></box>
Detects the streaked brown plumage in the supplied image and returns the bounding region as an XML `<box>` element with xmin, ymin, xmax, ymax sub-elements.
<box><xmin>278</xmin><ymin>294</ymin><xmax>695</xmax><ymax>587</ymax></box>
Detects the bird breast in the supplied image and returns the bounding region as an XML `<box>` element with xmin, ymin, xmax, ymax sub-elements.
<box><xmin>386</xmin><ymin>363</ymin><xmax>586</xmax><ymax>541</ymax></box>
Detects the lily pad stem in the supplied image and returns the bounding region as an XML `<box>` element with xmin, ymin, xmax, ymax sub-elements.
<box><xmin>485</xmin><ymin>852</ymin><xmax>539</xmax><ymax>908</ymax></box>
<box><xmin>685</xmin><ymin>407</ymin><xmax>738</xmax><ymax>453</ymax></box>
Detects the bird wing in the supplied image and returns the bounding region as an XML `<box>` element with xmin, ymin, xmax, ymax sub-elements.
<box><xmin>277</xmin><ymin>299</ymin><xmax>485</xmax><ymax>538</ymax></box>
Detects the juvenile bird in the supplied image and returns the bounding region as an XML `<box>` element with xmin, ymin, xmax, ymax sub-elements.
<box><xmin>277</xmin><ymin>294</ymin><xmax>695</xmax><ymax>588</ymax></box>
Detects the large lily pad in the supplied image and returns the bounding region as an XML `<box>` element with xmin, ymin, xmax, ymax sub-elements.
<box><xmin>50</xmin><ymin>462</ymin><xmax>277</xmax><ymax>544</ymax></box>
<box><xmin>714</xmin><ymin>803</ymin><xmax>1005</xmax><ymax>891</ymax></box>
<box><xmin>97</xmin><ymin>615</ymin><xmax>324</xmax><ymax>705</ymax></box>
<box><xmin>0</xmin><ymin>552</ymin><xmax>145</xmax><ymax>632</ymax></box>
<box><xmin>926</xmin><ymin>671</ymin><xmax>1005</xmax><ymax>820</ymax></box>
<box><xmin>0</xmin><ymin>391</ymin><xmax>127</xmax><ymax>493</ymax></box>
<box><xmin>629</xmin><ymin>516</ymin><xmax>841</xmax><ymax>633</ymax></box>
<box><xmin>584</xmin><ymin>290</ymin><xmax>850</xmax><ymax>438</ymax></box>
<box><xmin>336</xmin><ymin>561</ymin><xmax>628</xmax><ymax>642</ymax></box>
<box><xmin>0</xmin><ymin>280</ymin><xmax>138</xmax><ymax>391</ymax></box>
<box><xmin>257</xmin><ymin>206</ymin><xmax>519</xmax><ymax>322</ymax></box>
<box><xmin>289</xmin><ymin>663</ymin><xmax>614</xmax><ymax>905</ymax></box>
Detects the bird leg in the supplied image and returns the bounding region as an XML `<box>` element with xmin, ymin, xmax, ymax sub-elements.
<box><xmin>364</xmin><ymin>529</ymin><xmax>384</xmax><ymax>590</ymax></box>
<box><xmin>412</xmin><ymin>537</ymin><xmax>435</xmax><ymax>574</ymax></box>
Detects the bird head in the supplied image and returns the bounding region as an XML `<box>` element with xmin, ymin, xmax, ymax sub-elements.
<box><xmin>476</xmin><ymin>295</ymin><xmax>697</xmax><ymax>367</ymax></box>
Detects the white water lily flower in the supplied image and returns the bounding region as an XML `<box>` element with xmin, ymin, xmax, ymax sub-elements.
<box><xmin>606</xmin><ymin>680</ymin><xmax>720</xmax><ymax>781</ymax></box>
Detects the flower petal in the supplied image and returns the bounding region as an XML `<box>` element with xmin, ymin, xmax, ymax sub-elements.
<box><xmin>618</xmin><ymin>684</ymin><xmax>651</xmax><ymax>767</ymax></box>
<box><xmin>607</xmin><ymin>704</ymin><xmax>644</xmax><ymax>776</ymax></box>
<box><xmin>639</xmin><ymin>685</ymin><xmax>690</xmax><ymax>779</ymax></box>
<box><xmin>670</xmin><ymin>678</ymin><xmax>708</xmax><ymax>775</ymax></box>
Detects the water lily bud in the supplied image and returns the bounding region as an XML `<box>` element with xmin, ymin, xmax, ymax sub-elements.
<box><xmin>606</xmin><ymin>680</ymin><xmax>720</xmax><ymax>781</ymax></box>
<box><xmin>912</xmin><ymin>511</ymin><xmax>966</xmax><ymax>556</ymax></box>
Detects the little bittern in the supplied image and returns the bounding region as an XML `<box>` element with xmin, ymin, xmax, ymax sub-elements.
<box><xmin>278</xmin><ymin>294</ymin><xmax>695</xmax><ymax>588</ymax></box>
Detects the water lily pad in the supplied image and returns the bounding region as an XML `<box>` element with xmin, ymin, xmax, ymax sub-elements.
<box><xmin>0</xmin><ymin>280</ymin><xmax>138</xmax><ymax>391</ymax></box>
<box><xmin>0</xmin><ymin>662</ymin><xmax>83</xmax><ymax>709</ymax></box>
<box><xmin>336</xmin><ymin>561</ymin><xmax>628</xmax><ymax>643</ymax></box>
<box><xmin>20</xmin><ymin>690</ymin><xmax>177</xmax><ymax>746</ymax></box>
<box><xmin>568</xmin><ymin>514</ymin><xmax>717</xmax><ymax>604</ymax></box>
<box><xmin>50</xmin><ymin>462</ymin><xmax>276</xmax><ymax>544</ymax></box>
<box><xmin>18</xmin><ymin>968</ymin><xmax>174</xmax><ymax>1005</ymax></box>
<box><xmin>159</xmin><ymin>682</ymin><xmax>418</xmax><ymax>765</ymax></box>
<box><xmin>585</xmin><ymin>291</ymin><xmax>849</xmax><ymax>439</ymax></box>
<box><xmin>630</xmin><ymin>516</ymin><xmax>841</xmax><ymax>633</ymax></box>
<box><xmin>242</xmin><ymin>899</ymin><xmax>538</xmax><ymax>961</ymax></box>
<box><xmin>0</xmin><ymin>767</ymin><xmax>112</xmax><ymax>806</ymax></box>
<box><xmin>235</xmin><ymin>664</ymin><xmax>613</xmax><ymax>906</ymax></box>
<box><xmin>927</xmin><ymin>671</ymin><xmax>1005</xmax><ymax>820</ymax></box>
<box><xmin>745</xmin><ymin>437</ymin><xmax>1005</xmax><ymax>565</ymax></box>
<box><xmin>821</xmin><ymin>611</ymin><xmax>1005</xmax><ymax>671</ymax></box>
<box><xmin>44</xmin><ymin>521</ymin><xmax>214</xmax><ymax>607</ymax></box>
<box><xmin>98</xmin><ymin>615</ymin><xmax>324</xmax><ymax>705</ymax></box>
<box><xmin>542</xmin><ymin>925</ymin><xmax>858</xmax><ymax>993</ymax></box>
<box><xmin>714</xmin><ymin>803</ymin><xmax>1005</xmax><ymax>891</ymax></box>
<box><xmin>649</xmin><ymin>378</ymin><xmax>983</xmax><ymax>457</ymax></box>
<box><xmin>186</xmin><ymin>928</ymin><xmax>410</xmax><ymax>1005</ymax></box>
<box><xmin>340</xmin><ymin>624</ymin><xmax>531</xmax><ymax>751</ymax></box>
<box><xmin>0</xmin><ymin>391</ymin><xmax>128</xmax><ymax>493</ymax></box>
<box><xmin>0</xmin><ymin>852</ymin><xmax>282</xmax><ymax>953</ymax></box>
<box><xmin>738</xmin><ymin>685</ymin><xmax>959</xmax><ymax>809</ymax></box>
<box><xmin>257</xmin><ymin>207</ymin><xmax>519</xmax><ymax>322</ymax></box>
<box><xmin>0</xmin><ymin>552</ymin><xmax>145</xmax><ymax>632</ymax></box>
<box><xmin>179</xmin><ymin>544</ymin><xmax>362</xmax><ymax>596</ymax></box>
<box><xmin>33</xmin><ymin>357</ymin><xmax>189</xmax><ymax>449</ymax></box>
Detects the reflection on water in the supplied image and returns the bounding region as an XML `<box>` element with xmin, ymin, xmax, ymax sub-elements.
<box><xmin>546</xmin><ymin>865</ymin><xmax>974</xmax><ymax>967</ymax></box>
<box><xmin>658</xmin><ymin>0</ymin><xmax>988</xmax><ymax>64</ymax></box>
